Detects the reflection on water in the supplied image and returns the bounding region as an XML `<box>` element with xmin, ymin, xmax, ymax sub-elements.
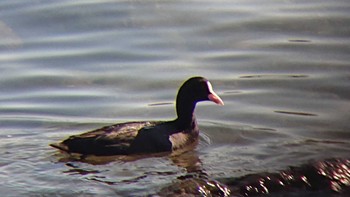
<box><xmin>0</xmin><ymin>21</ymin><xmax>22</xmax><ymax>48</ymax></box>
<box><xmin>1</xmin><ymin>0</ymin><xmax>350</xmax><ymax>196</ymax></box>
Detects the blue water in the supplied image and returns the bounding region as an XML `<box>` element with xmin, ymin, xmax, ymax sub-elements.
<box><xmin>0</xmin><ymin>0</ymin><xmax>349</xmax><ymax>196</ymax></box>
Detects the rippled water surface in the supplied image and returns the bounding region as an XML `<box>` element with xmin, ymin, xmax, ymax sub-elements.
<box><xmin>1</xmin><ymin>0</ymin><xmax>350</xmax><ymax>196</ymax></box>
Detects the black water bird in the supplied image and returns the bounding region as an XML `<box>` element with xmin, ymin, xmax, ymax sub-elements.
<box><xmin>50</xmin><ymin>76</ymin><xmax>224</xmax><ymax>156</ymax></box>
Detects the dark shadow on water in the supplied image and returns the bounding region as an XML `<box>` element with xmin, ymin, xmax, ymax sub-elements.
<box><xmin>239</xmin><ymin>74</ymin><xmax>309</xmax><ymax>79</ymax></box>
<box><xmin>148</xmin><ymin>102</ymin><xmax>174</xmax><ymax>106</ymax></box>
<box><xmin>52</xmin><ymin>146</ymin><xmax>350</xmax><ymax>196</ymax></box>
<box><xmin>159</xmin><ymin>158</ymin><xmax>350</xmax><ymax>197</ymax></box>
<box><xmin>274</xmin><ymin>110</ymin><xmax>317</xmax><ymax>117</ymax></box>
<box><xmin>288</xmin><ymin>39</ymin><xmax>312</xmax><ymax>43</ymax></box>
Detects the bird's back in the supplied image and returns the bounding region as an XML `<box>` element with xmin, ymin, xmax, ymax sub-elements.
<box><xmin>50</xmin><ymin>121</ymin><xmax>158</xmax><ymax>155</ymax></box>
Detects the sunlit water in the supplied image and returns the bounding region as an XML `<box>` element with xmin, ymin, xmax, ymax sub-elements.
<box><xmin>0</xmin><ymin>0</ymin><xmax>350</xmax><ymax>196</ymax></box>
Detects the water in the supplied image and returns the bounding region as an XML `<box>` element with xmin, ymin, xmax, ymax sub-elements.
<box><xmin>0</xmin><ymin>0</ymin><xmax>350</xmax><ymax>196</ymax></box>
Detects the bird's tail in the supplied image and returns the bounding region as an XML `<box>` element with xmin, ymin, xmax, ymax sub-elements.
<box><xmin>50</xmin><ymin>143</ymin><xmax>70</xmax><ymax>153</ymax></box>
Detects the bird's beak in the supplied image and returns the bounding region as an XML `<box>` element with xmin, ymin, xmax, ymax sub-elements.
<box><xmin>208</xmin><ymin>92</ymin><xmax>224</xmax><ymax>105</ymax></box>
<box><xmin>206</xmin><ymin>81</ymin><xmax>224</xmax><ymax>105</ymax></box>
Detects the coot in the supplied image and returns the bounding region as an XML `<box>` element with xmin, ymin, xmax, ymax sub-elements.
<box><xmin>50</xmin><ymin>76</ymin><xmax>224</xmax><ymax>155</ymax></box>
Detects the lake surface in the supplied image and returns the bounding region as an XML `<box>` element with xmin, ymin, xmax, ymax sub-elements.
<box><xmin>0</xmin><ymin>0</ymin><xmax>349</xmax><ymax>196</ymax></box>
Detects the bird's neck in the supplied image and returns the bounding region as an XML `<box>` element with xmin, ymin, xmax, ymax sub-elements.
<box><xmin>175</xmin><ymin>97</ymin><xmax>197</xmax><ymax>130</ymax></box>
